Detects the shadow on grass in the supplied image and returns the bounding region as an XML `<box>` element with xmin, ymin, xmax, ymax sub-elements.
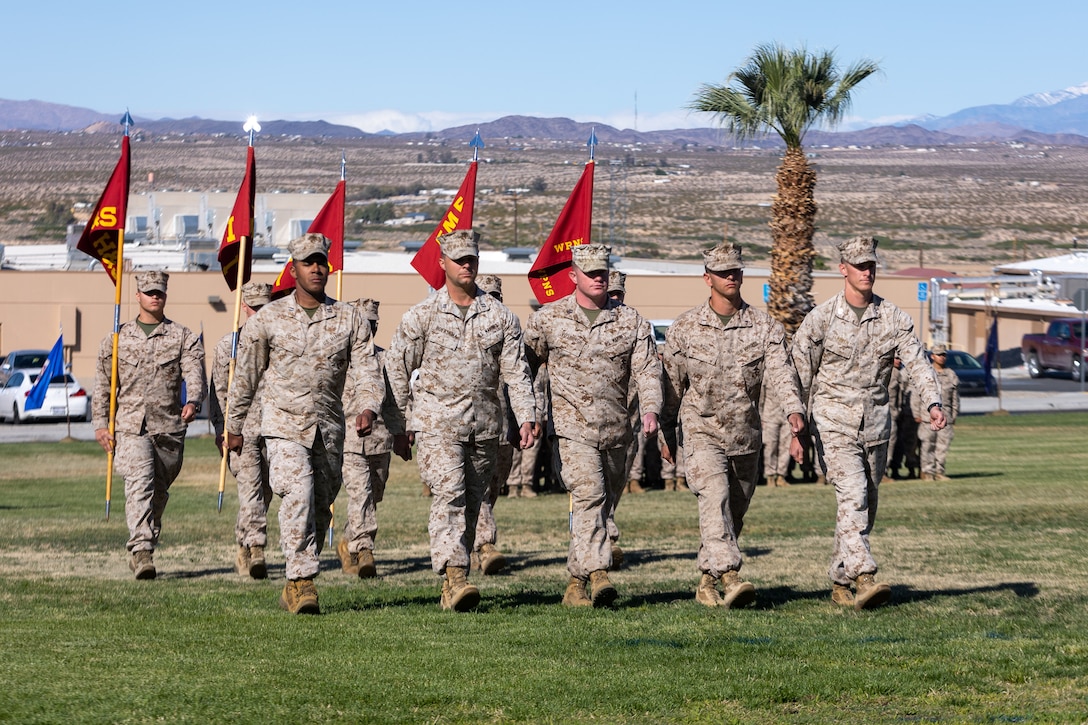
<box><xmin>891</xmin><ymin>580</ymin><xmax>1039</xmax><ymax>604</ymax></box>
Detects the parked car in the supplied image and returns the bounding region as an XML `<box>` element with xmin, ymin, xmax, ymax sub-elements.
<box><xmin>927</xmin><ymin>349</ymin><xmax>991</xmax><ymax>396</ymax></box>
<box><xmin>650</xmin><ymin>319</ymin><xmax>673</xmax><ymax>348</ymax></box>
<box><xmin>0</xmin><ymin>370</ymin><xmax>90</xmax><ymax>423</ymax></box>
<box><xmin>0</xmin><ymin>349</ymin><xmax>49</xmax><ymax>385</ymax></box>
<box><xmin>1021</xmin><ymin>318</ymin><xmax>1087</xmax><ymax>380</ymax></box>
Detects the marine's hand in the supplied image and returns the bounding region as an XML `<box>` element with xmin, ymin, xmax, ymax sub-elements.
<box><xmin>226</xmin><ymin>432</ymin><xmax>244</xmax><ymax>453</ymax></box>
<box><xmin>790</xmin><ymin>436</ymin><xmax>806</xmax><ymax>465</ymax></box>
<box><xmin>642</xmin><ymin>412</ymin><xmax>659</xmax><ymax>437</ymax></box>
<box><xmin>356</xmin><ymin>409</ymin><xmax>376</xmax><ymax>437</ymax></box>
<box><xmin>532</xmin><ymin>422</ymin><xmax>543</xmax><ymax>439</ymax></box>
<box><xmin>94</xmin><ymin>428</ymin><xmax>114</xmax><ymax>454</ymax></box>
<box><xmin>929</xmin><ymin>406</ymin><xmax>948</xmax><ymax>431</ymax></box>
<box><xmin>181</xmin><ymin>403</ymin><xmax>197</xmax><ymax>424</ymax></box>
<box><xmin>787</xmin><ymin>413</ymin><xmax>806</xmax><ymax>437</ymax></box>
<box><xmin>393</xmin><ymin>433</ymin><xmax>413</xmax><ymax>462</ymax></box>
<box><xmin>518</xmin><ymin>422</ymin><xmax>535</xmax><ymax>450</ymax></box>
<box><xmin>660</xmin><ymin>440</ymin><xmax>674</xmax><ymax>464</ymax></box>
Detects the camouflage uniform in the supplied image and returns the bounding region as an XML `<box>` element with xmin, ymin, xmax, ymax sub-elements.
<box><xmin>662</xmin><ymin>301</ymin><xmax>803</xmax><ymax>578</ymax></box>
<box><xmin>209</xmin><ymin>287</ymin><xmax>271</xmax><ymax>552</ymax></box>
<box><xmin>92</xmin><ymin>273</ymin><xmax>206</xmax><ymax>558</ymax></box>
<box><xmin>226</xmin><ymin>292</ymin><xmax>383</xmax><ymax>582</ymax></box>
<box><xmin>524</xmin><ymin>294</ymin><xmax>662</xmax><ymax>579</ymax></box>
<box><xmin>916</xmin><ymin>364</ymin><xmax>959</xmax><ymax>478</ymax></box>
<box><xmin>760</xmin><ymin>384</ymin><xmax>793</xmax><ymax>482</ymax></box>
<box><xmin>891</xmin><ymin>365</ymin><xmax>920</xmax><ymax>477</ymax></box>
<box><xmin>386</xmin><ymin>287</ymin><xmax>535</xmax><ymax>576</ymax></box>
<box><xmin>792</xmin><ymin>290</ymin><xmax>940</xmax><ymax>586</ymax></box>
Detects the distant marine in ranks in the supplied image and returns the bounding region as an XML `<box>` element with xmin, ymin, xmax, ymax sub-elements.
<box><xmin>915</xmin><ymin>344</ymin><xmax>959</xmax><ymax>481</ymax></box>
<box><xmin>889</xmin><ymin>357</ymin><xmax>921</xmax><ymax>480</ymax></box>
<box><xmin>507</xmin><ymin>361</ymin><xmax>550</xmax><ymax>498</ymax></box>
<box><xmin>93</xmin><ymin>270</ymin><xmax>206</xmax><ymax>580</ymax></box>
<box><xmin>226</xmin><ymin>233</ymin><xmax>385</xmax><ymax>615</ymax></box>
<box><xmin>336</xmin><ymin>298</ymin><xmax>408</xmax><ymax>579</ymax></box>
<box><xmin>791</xmin><ymin>235</ymin><xmax>946</xmax><ymax>610</ymax></box>
<box><xmin>209</xmin><ymin>281</ymin><xmax>273</xmax><ymax>579</ymax></box>
<box><xmin>470</xmin><ymin>273</ymin><xmax>515</xmax><ymax>575</ymax></box>
<box><xmin>385</xmin><ymin>230</ymin><xmax>536</xmax><ymax>612</ymax></box>
<box><xmin>661</xmin><ymin>242</ymin><xmax>805</xmax><ymax>608</ymax></box>
<box><xmin>760</xmin><ymin>384</ymin><xmax>793</xmax><ymax>488</ymax></box>
<box><xmin>524</xmin><ymin>244</ymin><xmax>663</xmax><ymax>607</ymax></box>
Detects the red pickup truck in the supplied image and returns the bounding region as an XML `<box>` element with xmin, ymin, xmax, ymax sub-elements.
<box><xmin>1021</xmin><ymin>318</ymin><xmax>1087</xmax><ymax>379</ymax></box>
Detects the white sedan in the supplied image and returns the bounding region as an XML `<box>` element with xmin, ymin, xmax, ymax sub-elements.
<box><xmin>0</xmin><ymin>369</ymin><xmax>90</xmax><ymax>423</ymax></box>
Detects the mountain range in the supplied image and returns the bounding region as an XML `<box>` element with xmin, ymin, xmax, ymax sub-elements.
<box><xmin>6</xmin><ymin>82</ymin><xmax>1088</xmax><ymax>146</ymax></box>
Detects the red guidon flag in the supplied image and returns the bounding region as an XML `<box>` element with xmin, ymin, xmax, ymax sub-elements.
<box><xmin>307</xmin><ymin>179</ymin><xmax>345</xmax><ymax>273</ymax></box>
<box><xmin>218</xmin><ymin>145</ymin><xmax>256</xmax><ymax>290</ymax></box>
<box><xmin>270</xmin><ymin>258</ymin><xmax>295</xmax><ymax>300</ymax></box>
<box><xmin>411</xmin><ymin>161</ymin><xmax>477</xmax><ymax>289</ymax></box>
<box><xmin>76</xmin><ymin>135</ymin><xmax>131</xmax><ymax>285</ymax></box>
<box><xmin>528</xmin><ymin>160</ymin><xmax>594</xmax><ymax>304</ymax></box>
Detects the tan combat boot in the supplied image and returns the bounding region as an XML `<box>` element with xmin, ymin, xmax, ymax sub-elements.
<box><xmin>279</xmin><ymin>579</ymin><xmax>320</xmax><ymax>614</ymax></box>
<box><xmin>421</xmin><ymin>483</ymin><xmax>432</xmax><ymax>497</ymax></box>
<box><xmin>854</xmin><ymin>573</ymin><xmax>891</xmax><ymax>610</ymax></box>
<box><xmin>235</xmin><ymin>545</ymin><xmax>250</xmax><ymax>577</ymax></box>
<box><xmin>440</xmin><ymin>566</ymin><xmax>480</xmax><ymax>612</ymax></box>
<box><xmin>817</xmin><ymin>474</ymin><xmax>828</xmax><ymax>485</ymax></box>
<box><xmin>610</xmin><ymin>544</ymin><xmax>625</xmax><ymax>570</ymax></box>
<box><xmin>935</xmin><ymin>473</ymin><xmax>951</xmax><ymax>482</ymax></box>
<box><xmin>663</xmin><ymin>478</ymin><xmax>676</xmax><ymax>491</ymax></box>
<box><xmin>675</xmin><ymin>477</ymin><xmax>689</xmax><ymax>491</ymax></box>
<box><xmin>506</xmin><ymin>484</ymin><xmax>520</xmax><ymax>498</ymax></box>
<box><xmin>831</xmin><ymin>582</ymin><xmax>854</xmax><ymax>606</ymax></box>
<box><xmin>562</xmin><ymin>577</ymin><xmax>592</xmax><ymax>607</ymax></box>
<box><xmin>720</xmin><ymin>570</ymin><xmax>756</xmax><ymax>609</ymax></box>
<box><xmin>919</xmin><ymin>472</ymin><xmax>934</xmax><ymax>481</ymax></box>
<box><xmin>520</xmin><ymin>485</ymin><xmax>537</xmax><ymax>498</ymax></box>
<box><xmin>248</xmin><ymin>545</ymin><xmax>267</xmax><ymax>580</ymax></box>
<box><xmin>695</xmin><ymin>573</ymin><xmax>724</xmax><ymax>607</ymax></box>
<box><xmin>627</xmin><ymin>479</ymin><xmax>646</xmax><ymax>494</ymax></box>
<box><xmin>337</xmin><ymin>538</ymin><xmax>360</xmax><ymax>577</ymax></box>
<box><xmin>129</xmin><ymin>550</ymin><xmax>156</xmax><ymax>580</ymax></box>
<box><xmin>588</xmin><ymin>569</ymin><xmax>617</xmax><ymax>608</ymax></box>
<box><xmin>477</xmin><ymin>543</ymin><xmax>507</xmax><ymax>575</ymax></box>
<box><xmin>776</xmin><ymin>475</ymin><xmax>791</xmax><ymax>488</ymax></box>
<box><xmin>357</xmin><ymin>549</ymin><xmax>377</xmax><ymax>579</ymax></box>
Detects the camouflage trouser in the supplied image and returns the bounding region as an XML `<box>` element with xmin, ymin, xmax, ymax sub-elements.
<box><xmin>683</xmin><ymin>433</ymin><xmax>759</xmax><ymax>577</ymax></box>
<box><xmin>228</xmin><ymin>437</ymin><xmax>271</xmax><ymax>548</ymax></box>
<box><xmin>761</xmin><ymin>417</ymin><xmax>792</xmax><ymax>478</ymax></box>
<box><xmin>816</xmin><ymin>432</ymin><xmax>888</xmax><ymax>586</ymax></box>
<box><xmin>475</xmin><ymin>442</ymin><xmax>514</xmax><ymax>550</ymax></box>
<box><xmin>416</xmin><ymin>433</ymin><xmax>498</xmax><ymax>575</ymax></box>
<box><xmin>118</xmin><ymin>430</ymin><xmax>185</xmax><ymax>553</ymax></box>
<box><xmin>625</xmin><ymin>425</ymin><xmax>646</xmax><ymax>481</ymax></box>
<box><xmin>891</xmin><ymin>411</ymin><xmax>919</xmax><ymax>471</ymax></box>
<box><xmin>341</xmin><ymin>450</ymin><xmax>391</xmax><ymax>553</ymax></box>
<box><xmin>555</xmin><ymin>437</ymin><xmax>627</xmax><ymax>579</ymax></box>
<box><xmin>918</xmin><ymin>423</ymin><xmax>955</xmax><ymax>476</ymax></box>
<box><xmin>507</xmin><ymin>435</ymin><xmax>541</xmax><ymax>490</ymax></box>
<box><xmin>265</xmin><ymin>432</ymin><xmax>343</xmax><ymax>581</ymax></box>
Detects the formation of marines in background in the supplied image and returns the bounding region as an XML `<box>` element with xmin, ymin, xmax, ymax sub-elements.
<box><xmin>93</xmin><ymin>232</ymin><xmax>957</xmax><ymax>614</ymax></box>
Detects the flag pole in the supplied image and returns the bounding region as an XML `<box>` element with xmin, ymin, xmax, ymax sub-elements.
<box><xmin>104</xmin><ymin>112</ymin><xmax>133</xmax><ymax>520</ymax></box>
<box><xmin>217</xmin><ymin>117</ymin><xmax>259</xmax><ymax>512</ymax></box>
<box><xmin>335</xmin><ymin>151</ymin><xmax>345</xmax><ymax>301</ymax></box>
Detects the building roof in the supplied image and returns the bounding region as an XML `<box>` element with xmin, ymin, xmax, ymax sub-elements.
<box><xmin>993</xmin><ymin>251</ymin><xmax>1088</xmax><ymax>276</ymax></box>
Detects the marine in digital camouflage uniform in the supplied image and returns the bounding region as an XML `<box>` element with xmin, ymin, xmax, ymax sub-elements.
<box><xmin>336</xmin><ymin>298</ymin><xmax>408</xmax><ymax>579</ymax></box>
<box><xmin>661</xmin><ymin>242</ymin><xmax>805</xmax><ymax>608</ymax></box>
<box><xmin>209</xmin><ymin>281</ymin><xmax>273</xmax><ymax>579</ymax></box>
<box><xmin>470</xmin><ymin>274</ymin><xmax>516</xmax><ymax>576</ymax></box>
<box><xmin>386</xmin><ymin>230</ymin><xmax>536</xmax><ymax>612</ymax></box>
<box><xmin>915</xmin><ymin>345</ymin><xmax>959</xmax><ymax>481</ymax></box>
<box><xmin>93</xmin><ymin>270</ymin><xmax>206</xmax><ymax>580</ymax></box>
<box><xmin>791</xmin><ymin>235</ymin><xmax>946</xmax><ymax>610</ymax></box>
<box><xmin>226</xmin><ymin>234</ymin><xmax>385</xmax><ymax>615</ymax></box>
<box><xmin>524</xmin><ymin>244</ymin><xmax>663</xmax><ymax>608</ymax></box>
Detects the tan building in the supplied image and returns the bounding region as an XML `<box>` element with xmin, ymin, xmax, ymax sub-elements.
<box><xmin>1</xmin><ymin>256</ymin><xmax>936</xmax><ymax>389</ymax></box>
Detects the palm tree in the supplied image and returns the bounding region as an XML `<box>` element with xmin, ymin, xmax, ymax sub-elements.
<box><xmin>691</xmin><ymin>43</ymin><xmax>880</xmax><ymax>334</ymax></box>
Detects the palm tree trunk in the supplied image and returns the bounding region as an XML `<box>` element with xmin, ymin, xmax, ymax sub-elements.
<box><xmin>768</xmin><ymin>146</ymin><xmax>817</xmax><ymax>336</ymax></box>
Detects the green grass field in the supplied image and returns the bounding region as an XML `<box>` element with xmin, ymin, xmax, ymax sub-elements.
<box><xmin>1</xmin><ymin>413</ymin><xmax>1086</xmax><ymax>723</ymax></box>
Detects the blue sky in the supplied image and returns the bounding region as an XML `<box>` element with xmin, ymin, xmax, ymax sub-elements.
<box><xmin>4</xmin><ymin>0</ymin><xmax>1085</xmax><ymax>133</ymax></box>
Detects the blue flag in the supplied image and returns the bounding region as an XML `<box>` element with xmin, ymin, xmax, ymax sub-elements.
<box><xmin>25</xmin><ymin>334</ymin><xmax>64</xmax><ymax>411</ymax></box>
<box><xmin>983</xmin><ymin>317</ymin><xmax>998</xmax><ymax>396</ymax></box>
